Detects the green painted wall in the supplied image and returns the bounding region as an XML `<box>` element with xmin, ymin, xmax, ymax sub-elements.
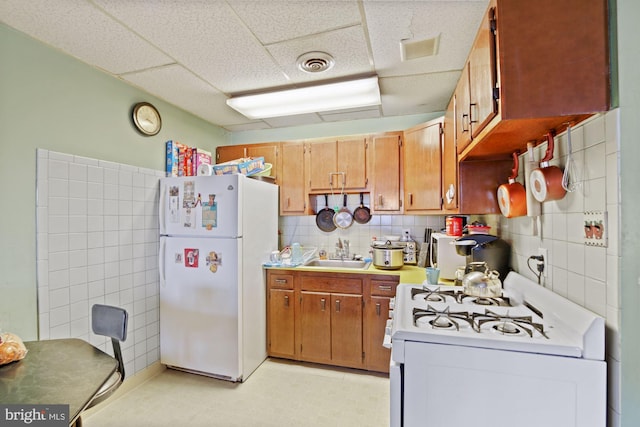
<box><xmin>0</xmin><ymin>23</ymin><xmax>228</xmax><ymax>340</ymax></box>
<box><xmin>618</xmin><ymin>0</ymin><xmax>640</xmax><ymax>425</ymax></box>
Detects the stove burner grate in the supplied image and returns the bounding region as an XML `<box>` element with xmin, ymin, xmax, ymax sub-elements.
<box><xmin>473</xmin><ymin>309</ymin><xmax>548</xmax><ymax>338</ymax></box>
<box><xmin>411</xmin><ymin>286</ymin><xmax>459</xmax><ymax>303</ymax></box>
<box><xmin>413</xmin><ymin>305</ymin><xmax>474</xmax><ymax>331</ymax></box>
<box><xmin>455</xmin><ymin>293</ymin><xmax>512</xmax><ymax>307</ymax></box>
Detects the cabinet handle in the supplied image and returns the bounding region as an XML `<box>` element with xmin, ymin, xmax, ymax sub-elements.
<box><xmin>377</xmin><ymin>285</ymin><xmax>392</xmax><ymax>291</ymax></box>
<box><xmin>470</xmin><ymin>103</ymin><xmax>478</xmax><ymax>124</ymax></box>
<box><xmin>409</xmin><ymin>193</ymin><xmax>413</xmax><ymax>205</ymax></box>
<box><xmin>376</xmin><ymin>303</ymin><xmax>381</xmax><ymax>316</ymax></box>
<box><xmin>275</xmin><ymin>279</ymin><xmax>287</xmax><ymax>284</ymax></box>
<box><xmin>378</xmin><ymin>194</ymin><xmax>383</xmax><ymax>206</ymax></box>
<box><xmin>321</xmin><ymin>298</ymin><xmax>326</xmax><ymax>311</ymax></box>
<box><xmin>335</xmin><ymin>299</ymin><xmax>341</xmax><ymax>313</ymax></box>
<box><xmin>287</xmin><ymin>197</ymin><xmax>291</xmax><ymax>208</ymax></box>
<box><xmin>461</xmin><ymin>114</ymin><xmax>469</xmax><ymax>133</ymax></box>
<box><xmin>284</xmin><ymin>295</ymin><xmax>289</xmax><ymax>307</ymax></box>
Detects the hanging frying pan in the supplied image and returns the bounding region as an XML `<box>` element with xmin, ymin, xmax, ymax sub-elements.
<box><xmin>353</xmin><ymin>192</ymin><xmax>372</xmax><ymax>224</ymax></box>
<box><xmin>316</xmin><ymin>194</ymin><xmax>337</xmax><ymax>232</ymax></box>
<box><xmin>530</xmin><ymin>131</ymin><xmax>567</xmax><ymax>202</ymax></box>
<box><xmin>497</xmin><ymin>151</ymin><xmax>527</xmax><ymax>218</ymax></box>
<box><xmin>333</xmin><ymin>194</ymin><xmax>354</xmax><ymax>229</ymax></box>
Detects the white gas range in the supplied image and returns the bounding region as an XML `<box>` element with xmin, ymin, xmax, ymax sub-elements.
<box><xmin>386</xmin><ymin>271</ymin><xmax>606</xmax><ymax>427</ymax></box>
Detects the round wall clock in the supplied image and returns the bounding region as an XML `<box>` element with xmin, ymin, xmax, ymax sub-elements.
<box><xmin>132</xmin><ymin>102</ymin><xmax>162</xmax><ymax>136</ymax></box>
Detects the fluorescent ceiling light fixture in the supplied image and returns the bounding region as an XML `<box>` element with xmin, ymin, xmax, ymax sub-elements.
<box><xmin>226</xmin><ymin>76</ymin><xmax>381</xmax><ymax>119</ymax></box>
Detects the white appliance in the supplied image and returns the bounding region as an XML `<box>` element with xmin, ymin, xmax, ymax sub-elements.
<box><xmin>429</xmin><ymin>232</ymin><xmax>465</xmax><ymax>280</ymax></box>
<box><xmin>385</xmin><ymin>272</ymin><xmax>606</xmax><ymax>427</ymax></box>
<box><xmin>159</xmin><ymin>174</ymin><xmax>278</xmax><ymax>382</ymax></box>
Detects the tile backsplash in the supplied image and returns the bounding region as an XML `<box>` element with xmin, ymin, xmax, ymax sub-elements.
<box><xmin>497</xmin><ymin>110</ymin><xmax>621</xmax><ymax>427</ymax></box>
<box><xmin>36</xmin><ymin>149</ymin><xmax>162</xmax><ymax>377</ymax></box>
<box><xmin>278</xmin><ymin>210</ymin><xmax>445</xmax><ymax>260</ymax></box>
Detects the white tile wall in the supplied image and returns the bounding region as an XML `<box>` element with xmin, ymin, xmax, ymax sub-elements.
<box><xmin>498</xmin><ymin>110</ymin><xmax>621</xmax><ymax>426</ymax></box>
<box><xmin>279</xmin><ymin>210</ymin><xmax>446</xmax><ymax>259</ymax></box>
<box><xmin>36</xmin><ymin>149</ymin><xmax>162</xmax><ymax>377</ymax></box>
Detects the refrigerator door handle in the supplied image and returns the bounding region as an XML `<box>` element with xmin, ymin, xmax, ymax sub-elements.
<box><xmin>159</xmin><ymin>181</ymin><xmax>166</xmax><ymax>234</ymax></box>
<box><xmin>159</xmin><ymin>238</ymin><xmax>166</xmax><ymax>286</ymax></box>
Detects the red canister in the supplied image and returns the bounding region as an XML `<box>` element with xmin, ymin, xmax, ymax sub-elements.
<box><xmin>446</xmin><ymin>216</ymin><xmax>464</xmax><ymax>237</ymax></box>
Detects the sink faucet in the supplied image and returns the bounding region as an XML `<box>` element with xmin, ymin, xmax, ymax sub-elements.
<box><xmin>335</xmin><ymin>238</ymin><xmax>350</xmax><ymax>260</ymax></box>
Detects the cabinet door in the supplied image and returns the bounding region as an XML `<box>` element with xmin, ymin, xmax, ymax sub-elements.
<box><xmin>215</xmin><ymin>145</ymin><xmax>246</xmax><ymax>164</ymax></box>
<box><xmin>300</xmin><ymin>291</ymin><xmax>331</xmax><ymax>363</ymax></box>
<box><xmin>455</xmin><ymin>63</ymin><xmax>472</xmax><ymax>154</ymax></box>
<box><xmin>370</xmin><ymin>133</ymin><xmax>402</xmax><ymax>212</ymax></box>
<box><xmin>331</xmin><ymin>293</ymin><xmax>363</xmax><ymax>368</ymax></box>
<box><xmin>468</xmin><ymin>5</ymin><xmax>498</xmax><ymax>139</ymax></box>
<box><xmin>366</xmin><ymin>296</ymin><xmax>391</xmax><ymax>372</ymax></box>
<box><xmin>268</xmin><ymin>288</ymin><xmax>295</xmax><ymax>358</ymax></box>
<box><xmin>403</xmin><ymin>120</ymin><xmax>442</xmax><ymax>212</ymax></box>
<box><xmin>280</xmin><ymin>142</ymin><xmax>306</xmax><ymax>215</ymax></box>
<box><xmin>442</xmin><ymin>97</ymin><xmax>458</xmax><ymax>210</ymax></box>
<box><xmin>308</xmin><ymin>140</ymin><xmax>337</xmax><ymax>191</ymax></box>
<box><xmin>246</xmin><ymin>144</ymin><xmax>279</xmax><ymax>181</ymax></box>
<box><xmin>337</xmin><ymin>137</ymin><xmax>367</xmax><ymax>189</ymax></box>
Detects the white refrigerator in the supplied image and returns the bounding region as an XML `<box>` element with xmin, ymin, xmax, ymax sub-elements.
<box><xmin>158</xmin><ymin>174</ymin><xmax>278</xmax><ymax>382</ymax></box>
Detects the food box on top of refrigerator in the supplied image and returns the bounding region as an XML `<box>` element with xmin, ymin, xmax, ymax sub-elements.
<box><xmin>212</xmin><ymin>157</ymin><xmax>265</xmax><ymax>176</ymax></box>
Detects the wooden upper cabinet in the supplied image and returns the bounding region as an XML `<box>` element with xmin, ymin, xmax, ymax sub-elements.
<box><xmin>455</xmin><ymin>62</ymin><xmax>472</xmax><ymax>154</ymax></box>
<box><xmin>442</xmin><ymin>97</ymin><xmax>458</xmax><ymax>211</ymax></box>
<box><xmin>370</xmin><ymin>133</ymin><xmax>402</xmax><ymax>212</ymax></box>
<box><xmin>279</xmin><ymin>142</ymin><xmax>306</xmax><ymax>215</ymax></box>
<box><xmin>216</xmin><ymin>142</ymin><xmax>279</xmax><ymax>181</ymax></box>
<box><xmin>215</xmin><ymin>145</ymin><xmax>246</xmax><ymax>164</ymax></box>
<box><xmin>457</xmin><ymin>0</ymin><xmax>610</xmax><ymax>160</ymax></box>
<box><xmin>403</xmin><ymin>118</ymin><xmax>443</xmax><ymax>212</ymax></box>
<box><xmin>307</xmin><ymin>137</ymin><xmax>367</xmax><ymax>192</ymax></box>
<box><xmin>468</xmin><ymin>5</ymin><xmax>498</xmax><ymax>140</ymax></box>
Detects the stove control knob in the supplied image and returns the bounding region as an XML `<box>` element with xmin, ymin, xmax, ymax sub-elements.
<box><xmin>388</xmin><ymin>310</ymin><xmax>394</xmax><ymax>319</ymax></box>
<box><xmin>389</xmin><ymin>298</ymin><xmax>395</xmax><ymax>310</ymax></box>
<box><xmin>385</xmin><ymin>319</ymin><xmax>393</xmax><ymax>335</ymax></box>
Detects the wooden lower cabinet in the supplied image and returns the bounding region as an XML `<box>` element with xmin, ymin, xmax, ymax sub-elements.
<box><xmin>365</xmin><ymin>279</ymin><xmax>397</xmax><ymax>372</ymax></box>
<box><xmin>268</xmin><ymin>288</ymin><xmax>295</xmax><ymax>358</ymax></box>
<box><xmin>300</xmin><ymin>291</ymin><xmax>332</xmax><ymax>363</ymax></box>
<box><xmin>329</xmin><ymin>293</ymin><xmax>363</xmax><ymax>367</ymax></box>
<box><xmin>266</xmin><ymin>270</ymin><xmax>398</xmax><ymax>373</ymax></box>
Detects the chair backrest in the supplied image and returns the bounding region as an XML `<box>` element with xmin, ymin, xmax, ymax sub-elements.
<box><xmin>92</xmin><ymin>304</ymin><xmax>128</xmax><ymax>380</ymax></box>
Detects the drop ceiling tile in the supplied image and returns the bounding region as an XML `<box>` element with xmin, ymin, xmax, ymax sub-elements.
<box><xmin>267</xmin><ymin>25</ymin><xmax>374</xmax><ymax>84</ymax></box>
<box><xmin>121</xmin><ymin>64</ymin><xmax>249</xmax><ymax>128</ymax></box>
<box><xmin>379</xmin><ymin>71</ymin><xmax>460</xmax><ymax>116</ymax></box>
<box><xmin>0</xmin><ymin>0</ymin><xmax>173</xmax><ymax>74</ymax></box>
<box><xmin>95</xmin><ymin>0</ymin><xmax>289</xmax><ymax>93</ymax></box>
<box><xmin>364</xmin><ymin>1</ymin><xmax>488</xmax><ymax>77</ymax></box>
<box><xmin>320</xmin><ymin>108</ymin><xmax>381</xmax><ymax>122</ymax></box>
<box><xmin>223</xmin><ymin>122</ymin><xmax>274</xmax><ymax>132</ymax></box>
<box><xmin>229</xmin><ymin>0</ymin><xmax>362</xmax><ymax>45</ymax></box>
<box><xmin>263</xmin><ymin>114</ymin><xmax>324</xmax><ymax>128</ymax></box>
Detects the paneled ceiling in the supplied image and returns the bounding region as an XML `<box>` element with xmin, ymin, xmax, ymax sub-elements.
<box><xmin>1</xmin><ymin>0</ymin><xmax>489</xmax><ymax>131</ymax></box>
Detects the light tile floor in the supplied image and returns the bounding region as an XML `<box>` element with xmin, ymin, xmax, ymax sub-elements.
<box><xmin>85</xmin><ymin>359</ymin><xmax>390</xmax><ymax>427</ymax></box>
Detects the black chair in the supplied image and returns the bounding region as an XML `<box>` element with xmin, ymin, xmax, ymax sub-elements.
<box><xmin>74</xmin><ymin>304</ymin><xmax>128</xmax><ymax>427</ymax></box>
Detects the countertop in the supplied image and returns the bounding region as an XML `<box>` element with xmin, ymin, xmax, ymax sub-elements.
<box><xmin>265</xmin><ymin>263</ymin><xmax>429</xmax><ymax>284</ymax></box>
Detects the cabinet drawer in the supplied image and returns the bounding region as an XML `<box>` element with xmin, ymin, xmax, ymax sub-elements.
<box><xmin>268</xmin><ymin>273</ymin><xmax>294</xmax><ymax>289</ymax></box>
<box><xmin>370</xmin><ymin>280</ymin><xmax>398</xmax><ymax>297</ymax></box>
<box><xmin>301</xmin><ymin>276</ymin><xmax>363</xmax><ymax>294</ymax></box>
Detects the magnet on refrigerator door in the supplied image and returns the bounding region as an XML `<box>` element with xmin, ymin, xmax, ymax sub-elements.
<box><xmin>202</xmin><ymin>194</ymin><xmax>218</xmax><ymax>230</ymax></box>
<box><xmin>206</xmin><ymin>251</ymin><xmax>221</xmax><ymax>273</ymax></box>
<box><xmin>184</xmin><ymin>249</ymin><xmax>199</xmax><ymax>267</ymax></box>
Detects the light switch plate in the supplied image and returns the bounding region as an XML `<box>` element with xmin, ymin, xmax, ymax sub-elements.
<box><xmin>583</xmin><ymin>211</ymin><xmax>607</xmax><ymax>247</ymax></box>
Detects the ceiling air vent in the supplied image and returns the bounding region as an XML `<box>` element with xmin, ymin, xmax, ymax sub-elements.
<box><xmin>400</xmin><ymin>35</ymin><xmax>440</xmax><ymax>61</ymax></box>
<box><xmin>297</xmin><ymin>51</ymin><xmax>335</xmax><ymax>73</ymax></box>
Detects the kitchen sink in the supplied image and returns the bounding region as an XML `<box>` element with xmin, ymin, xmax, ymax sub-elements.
<box><xmin>303</xmin><ymin>258</ymin><xmax>371</xmax><ymax>270</ymax></box>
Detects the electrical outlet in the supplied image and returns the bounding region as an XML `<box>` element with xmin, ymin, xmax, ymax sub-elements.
<box><xmin>537</xmin><ymin>248</ymin><xmax>548</xmax><ymax>278</ymax></box>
